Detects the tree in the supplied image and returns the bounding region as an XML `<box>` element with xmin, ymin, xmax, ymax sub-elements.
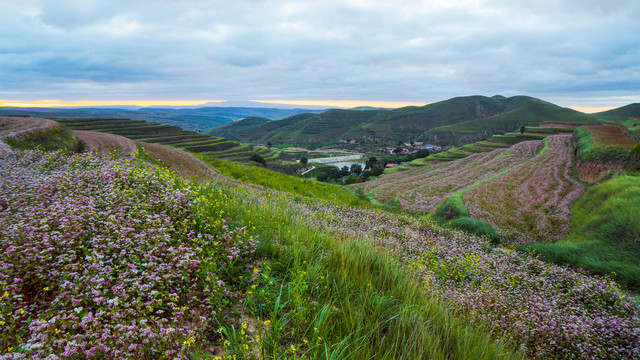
<box><xmin>300</xmin><ymin>156</ymin><xmax>308</xmax><ymax>164</ymax></box>
<box><xmin>350</xmin><ymin>163</ymin><xmax>362</xmax><ymax>175</ymax></box>
<box><xmin>414</xmin><ymin>149</ymin><xmax>430</xmax><ymax>159</ymax></box>
<box><xmin>250</xmin><ymin>154</ymin><xmax>266</xmax><ymax>165</ymax></box>
<box><xmin>344</xmin><ymin>174</ymin><xmax>361</xmax><ymax>185</ymax></box>
<box><xmin>365</xmin><ymin>156</ymin><xmax>377</xmax><ymax>170</ymax></box>
<box><xmin>520</xmin><ymin>126</ymin><xmax>526</xmax><ymax>134</ymax></box>
<box><xmin>370</xmin><ymin>164</ymin><xmax>384</xmax><ymax>176</ymax></box>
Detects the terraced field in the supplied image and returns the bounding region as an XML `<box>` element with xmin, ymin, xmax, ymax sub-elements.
<box><xmin>55</xmin><ymin>117</ymin><xmax>282</xmax><ymax>163</ymax></box>
<box><xmin>422</xmin><ymin>123</ymin><xmax>593</xmax><ymax>163</ymax></box>
<box><xmin>362</xmin><ymin>140</ymin><xmax>542</xmax><ymax>214</ymax></box>
<box><xmin>465</xmin><ymin>135</ymin><xmax>584</xmax><ymax>244</ymax></box>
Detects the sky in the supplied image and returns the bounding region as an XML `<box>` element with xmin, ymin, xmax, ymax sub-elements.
<box><xmin>1</xmin><ymin>0</ymin><xmax>639</xmax><ymax>111</ymax></box>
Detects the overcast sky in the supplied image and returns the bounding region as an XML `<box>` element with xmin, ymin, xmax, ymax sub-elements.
<box><xmin>1</xmin><ymin>0</ymin><xmax>639</xmax><ymax>109</ymax></box>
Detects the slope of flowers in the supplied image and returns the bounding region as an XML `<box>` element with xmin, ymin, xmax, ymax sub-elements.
<box><xmin>0</xmin><ymin>148</ymin><xmax>256</xmax><ymax>359</ymax></box>
<box><xmin>465</xmin><ymin>135</ymin><xmax>584</xmax><ymax>244</ymax></box>
<box><xmin>73</xmin><ymin>130</ymin><xmax>137</xmax><ymax>157</ymax></box>
<box><xmin>290</xmin><ymin>201</ymin><xmax>640</xmax><ymax>359</ymax></box>
<box><xmin>0</xmin><ymin>117</ymin><xmax>58</xmax><ymax>139</ymax></box>
<box><xmin>363</xmin><ymin>140</ymin><xmax>541</xmax><ymax>214</ymax></box>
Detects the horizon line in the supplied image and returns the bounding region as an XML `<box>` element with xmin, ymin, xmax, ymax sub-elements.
<box><xmin>0</xmin><ymin>98</ymin><xmax>617</xmax><ymax>113</ymax></box>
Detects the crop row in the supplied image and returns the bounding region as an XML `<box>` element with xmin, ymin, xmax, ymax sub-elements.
<box><xmin>54</xmin><ymin>117</ymin><xmax>282</xmax><ymax>163</ymax></box>
<box><xmin>364</xmin><ymin>140</ymin><xmax>542</xmax><ymax>214</ymax></box>
<box><xmin>465</xmin><ymin>135</ymin><xmax>584</xmax><ymax>244</ymax></box>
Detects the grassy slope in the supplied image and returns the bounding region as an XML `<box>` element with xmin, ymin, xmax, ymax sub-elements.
<box><xmin>210</xmin><ymin>95</ymin><xmax>591</xmax><ymax>146</ymax></box>
<box><xmin>198</xmin><ymin>155</ymin><xmax>373</xmax><ymax>208</ymax></box>
<box><xmin>529</xmin><ymin>176</ymin><xmax>640</xmax><ymax>289</ymax></box>
<box><xmin>0</xmin><ymin>128</ymin><xmax>521</xmax><ymax>359</ymax></box>
<box><xmin>5</xmin><ymin>120</ymin><xmax>640</xmax><ymax>359</ymax></box>
<box><xmin>593</xmin><ymin>103</ymin><xmax>640</xmax><ymax>122</ymax></box>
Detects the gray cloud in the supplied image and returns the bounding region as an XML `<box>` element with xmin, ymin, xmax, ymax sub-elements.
<box><xmin>0</xmin><ymin>0</ymin><xmax>638</xmax><ymax>106</ymax></box>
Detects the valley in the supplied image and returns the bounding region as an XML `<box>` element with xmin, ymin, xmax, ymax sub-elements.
<box><xmin>1</xmin><ymin>94</ymin><xmax>639</xmax><ymax>359</ymax></box>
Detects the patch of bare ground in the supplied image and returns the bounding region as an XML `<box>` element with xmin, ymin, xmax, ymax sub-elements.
<box><xmin>74</xmin><ymin>130</ymin><xmax>137</xmax><ymax>157</ymax></box>
<box><xmin>588</xmin><ymin>125</ymin><xmax>638</xmax><ymax>148</ymax></box>
<box><xmin>0</xmin><ymin>116</ymin><xmax>58</xmax><ymax>138</ymax></box>
<box><xmin>139</xmin><ymin>141</ymin><xmax>223</xmax><ymax>181</ymax></box>
<box><xmin>577</xmin><ymin>159</ymin><xmax>632</xmax><ymax>183</ymax></box>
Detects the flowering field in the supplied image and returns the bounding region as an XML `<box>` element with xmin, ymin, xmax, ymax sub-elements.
<box><xmin>465</xmin><ymin>135</ymin><xmax>585</xmax><ymax>244</ymax></box>
<box><xmin>363</xmin><ymin>140</ymin><xmax>541</xmax><ymax>214</ymax></box>
<box><xmin>291</xmin><ymin>201</ymin><xmax>640</xmax><ymax>360</ymax></box>
<box><xmin>464</xmin><ymin>135</ymin><xmax>584</xmax><ymax>244</ymax></box>
<box><xmin>0</xmin><ymin>146</ymin><xmax>256</xmax><ymax>358</ymax></box>
<box><xmin>0</xmin><ymin>117</ymin><xmax>58</xmax><ymax>139</ymax></box>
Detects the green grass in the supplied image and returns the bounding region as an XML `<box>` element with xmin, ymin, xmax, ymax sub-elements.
<box><xmin>574</xmin><ymin>126</ymin><xmax>638</xmax><ymax>162</ymax></box>
<box><xmin>527</xmin><ymin>175</ymin><xmax>640</xmax><ymax>289</ymax></box>
<box><xmin>4</xmin><ymin>124</ymin><xmax>83</xmax><ymax>153</ymax></box>
<box><xmin>198</xmin><ymin>155</ymin><xmax>373</xmax><ymax>208</ymax></box>
<box><xmin>195</xmin><ymin>182</ymin><xmax>522</xmax><ymax>359</ymax></box>
<box><xmin>621</xmin><ymin>118</ymin><xmax>640</xmax><ymax>140</ymax></box>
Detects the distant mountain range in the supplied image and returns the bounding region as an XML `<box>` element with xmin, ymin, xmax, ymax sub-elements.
<box><xmin>209</xmin><ymin>95</ymin><xmax>636</xmax><ymax>146</ymax></box>
<box><xmin>0</xmin><ymin>106</ymin><xmax>325</xmax><ymax>133</ymax></box>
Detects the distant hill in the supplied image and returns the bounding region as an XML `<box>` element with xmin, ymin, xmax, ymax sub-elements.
<box><xmin>0</xmin><ymin>106</ymin><xmax>324</xmax><ymax>134</ymax></box>
<box><xmin>210</xmin><ymin>95</ymin><xmax>601</xmax><ymax>146</ymax></box>
<box><xmin>594</xmin><ymin>103</ymin><xmax>640</xmax><ymax>121</ymax></box>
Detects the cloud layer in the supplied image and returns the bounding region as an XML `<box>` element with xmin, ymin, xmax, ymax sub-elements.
<box><xmin>1</xmin><ymin>0</ymin><xmax>639</xmax><ymax>107</ymax></box>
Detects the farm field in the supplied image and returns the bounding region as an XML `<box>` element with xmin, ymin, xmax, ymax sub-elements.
<box><xmin>362</xmin><ymin>140</ymin><xmax>542</xmax><ymax>214</ymax></box>
<box><xmin>2</xmin><ymin>139</ymin><xmax>639</xmax><ymax>359</ymax></box>
<box><xmin>2</xmin><ymin>114</ymin><xmax>640</xmax><ymax>359</ymax></box>
<box><xmin>587</xmin><ymin>124</ymin><xmax>638</xmax><ymax>148</ymax></box>
<box><xmin>465</xmin><ymin>135</ymin><xmax>584</xmax><ymax>244</ymax></box>
<box><xmin>54</xmin><ymin>117</ymin><xmax>283</xmax><ymax>164</ymax></box>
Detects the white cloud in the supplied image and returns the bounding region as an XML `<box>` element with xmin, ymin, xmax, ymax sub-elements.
<box><xmin>0</xmin><ymin>0</ymin><xmax>638</xmax><ymax>106</ymax></box>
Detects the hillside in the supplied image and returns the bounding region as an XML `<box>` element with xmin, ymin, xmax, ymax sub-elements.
<box><xmin>0</xmin><ymin>106</ymin><xmax>323</xmax><ymax>133</ymax></box>
<box><xmin>594</xmin><ymin>103</ymin><xmax>640</xmax><ymax>122</ymax></box>
<box><xmin>53</xmin><ymin>117</ymin><xmax>284</xmax><ymax>164</ymax></box>
<box><xmin>2</xmin><ymin>118</ymin><xmax>640</xmax><ymax>359</ymax></box>
<box><xmin>210</xmin><ymin>95</ymin><xmax>600</xmax><ymax>146</ymax></box>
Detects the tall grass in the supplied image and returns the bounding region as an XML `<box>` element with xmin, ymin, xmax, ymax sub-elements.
<box><xmin>529</xmin><ymin>175</ymin><xmax>640</xmax><ymax>289</ymax></box>
<box><xmin>195</xmin><ymin>183</ymin><xmax>522</xmax><ymax>360</ymax></box>
<box><xmin>4</xmin><ymin>124</ymin><xmax>82</xmax><ymax>153</ymax></box>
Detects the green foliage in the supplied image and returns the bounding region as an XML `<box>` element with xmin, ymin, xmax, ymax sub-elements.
<box><xmin>300</xmin><ymin>156</ymin><xmax>308</xmax><ymax>164</ymax></box>
<box><xmin>198</xmin><ymin>155</ymin><xmax>372</xmax><ymax>208</ymax></box>
<box><xmin>528</xmin><ymin>175</ymin><xmax>640</xmax><ymax>289</ymax></box>
<box><xmin>574</xmin><ymin>126</ymin><xmax>639</xmax><ymax>162</ymax></box>
<box><xmin>4</xmin><ymin>125</ymin><xmax>82</xmax><ymax>153</ymax></box>
<box><xmin>449</xmin><ymin>217</ymin><xmax>499</xmax><ymax>242</ymax></box>
<box><xmin>249</xmin><ymin>153</ymin><xmax>266</xmax><ymax>165</ymax></box>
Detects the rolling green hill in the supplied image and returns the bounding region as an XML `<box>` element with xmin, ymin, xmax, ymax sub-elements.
<box><xmin>210</xmin><ymin>95</ymin><xmax>600</xmax><ymax>146</ymax></box>
<box><xmin>593</xmin><ymin>103</ymin><xmax>640</xmax><ymax>122</ymax></box>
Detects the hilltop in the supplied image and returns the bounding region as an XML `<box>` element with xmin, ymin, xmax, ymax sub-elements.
<box><xmin>210</xmin><ymin>95</ymin><xmax>599</xmax><ymax>147</ymax></box>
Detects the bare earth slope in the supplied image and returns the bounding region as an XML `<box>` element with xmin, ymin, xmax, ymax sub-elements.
<box><xmin>74</xmin><ymin>130</ymin><xmax>137</xmax><ymax>157</ymax></box>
